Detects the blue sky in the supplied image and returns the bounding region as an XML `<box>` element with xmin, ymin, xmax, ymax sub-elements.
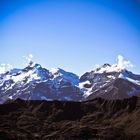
<box><xmin>0</xmin><ymin>0</ymin><xmax>140</xmax><ymax>75</ymax></box>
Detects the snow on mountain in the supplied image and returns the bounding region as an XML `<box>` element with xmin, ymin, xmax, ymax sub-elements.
<box><xmin>0</xmin><ymin>62</ymin><xmax>82</xmax><ymax>103</ymax></box>
<box><xmin>50</xmin><ymin>68</ymin><xmax>79</xmax><ymax>86</ymax></box>
<box><xmin>78</xmin><ymin>55</ymin><xmax>140</xmax><ymax>100</ymax></box>
<box><xmin>80</xmin><ymin>59</ymin><xmax>140</xmax><ymax>100</ymax></box>
<box><xmin>0</xmin><ymin>55</ymin><xmax>140</xmax><ymax>103</ymax></box>
<box><xmin>119</xmin><ymin>73</ymin><xmax>140</xmax><ymax>86</ymax></box>
<box><xmin>94</xmin><ymin>55</ymin><xmax>133</xmax><ymax>74</ymax></box>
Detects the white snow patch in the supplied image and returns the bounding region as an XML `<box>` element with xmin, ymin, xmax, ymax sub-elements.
<box><xmin>79</xmin><ymin>80</ymin><xmax>91</xmax><ymax>89</ymax></box>
<box><xmin>50</xmin><ymin>68</ymin><xmax>59</xmax><ymax>75</ymax></box>
<box><xmin>107</xmin><ymin>75</ymin><xmax>116</xmax><ymax>79</ymax></box>
<box><xmin>11</xmin><ymin>69</ymin><xmax>40</xmax><ymax>83</ymax></box>
<box><xmin>83</xmin><ymin>87</ymin><xmax>93</xmax><ymax>97</ymax></box>
<box><xmin>8</xmin><ymin>96</ymin><xmax>13</xmax><ymax>99</ymax></box>
<box><xmin>119</xmin><ymin>73</ymin><xmax>140</xmax><ymax>85</ymax></box>
<box><xmin>100</xmin><ymin>83</ymin><xmax>107</xmax><ymax>88</ymax></box>
<box><xmin>12</xmin><ymin>70</ymin><xmax>32</xmax><ymax>82</ymax></box>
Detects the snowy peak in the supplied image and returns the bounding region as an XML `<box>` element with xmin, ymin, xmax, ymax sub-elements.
<box><xmin>79</xmin><ymin>55</ymin><xmax>140</xmax><ymax>99</ymax></box>
<box><xmin>0</xmin><ymin>63</ymin><xmax>82</xmax><ymax>103</ymax></box>
<box><xmin>3</xmin><ymin>63</ymin><xmax>50</xmax><ymax>83</ymax></box>
<box><xmin>0</xmin><ymin>63</ymin><xmax>80</xmax><ymax>88</ymax></box>
<box><xmin>94</xmin><ymin>55</ymin><xmax>133</xmax><ymax>74</ymax></box>
<box><xmin>50</xmin><ymin>68</ymin><xmax>79</xmax><ymax>86</ymax></box>
<box><xmin>80</xmin><ymin>62</ymin><xmax>140</xmax><ymax>100</ymax></box>
<box><xmin>93</xmin><ymin>63</ymin><xmax>140</xmax><ymax>86</ymax></box>
<box><xmin>94</xmin><ymin>63</ymin><xmax>126</xmax><ymax>74</ymax></box>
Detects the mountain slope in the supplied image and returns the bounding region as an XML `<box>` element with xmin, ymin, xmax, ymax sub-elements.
<box><xmin>0</xmin><ymin>96</ymin><xmax>140</xmax><ymax>140</ymax></box>
<box><xmin>80</xmin><ymin>66</ymin><xmax>140</xmax><ymax>100</ymax></box>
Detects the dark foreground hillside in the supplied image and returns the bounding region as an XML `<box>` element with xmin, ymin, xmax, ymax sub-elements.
<box><xmin>0</xmin><ymin>97</ymin><xmax>140</xmax><ymax>140</ymax></box>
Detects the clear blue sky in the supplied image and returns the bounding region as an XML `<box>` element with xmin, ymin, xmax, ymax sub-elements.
<box><xmin>0</xmin><ymin>0</ymin><xmax>140</xmax><ymax>75</ymax></box>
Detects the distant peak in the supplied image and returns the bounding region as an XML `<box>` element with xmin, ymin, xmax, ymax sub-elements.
<box><xmin>95</xmin><ymin>63</ymin><xmax>111</xmax><ymax>72</ymax></box>
<box><xmin>102</xmin><ymin>63</ymin><xmax>111</xmax><ymax>68</ymax></box>
<box><xmin>32</xmin><ymin>63</ymin><xmax>42</xmax><ymax>69</ymax></box>
<box><xmin>94</xmin><ymin>55</ymin><xmax>134</xmax><ymax>74</ymax></box>
<box><xmin>50</xmin><ymin>68</ymin><xmax>60</xmax><ymax>75</ymax></box>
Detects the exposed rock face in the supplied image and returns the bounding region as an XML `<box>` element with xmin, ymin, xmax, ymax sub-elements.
<box><xmin>0</xmin><ymin>97</ymin><xmax>140</xmax><ymax>140</ymax></box>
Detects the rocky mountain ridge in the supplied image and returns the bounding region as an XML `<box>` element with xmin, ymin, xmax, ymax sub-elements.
<box><xmin>0</xmin><ymin>57</ymin><xmax>140</xmax><ymax>103</ymax></box>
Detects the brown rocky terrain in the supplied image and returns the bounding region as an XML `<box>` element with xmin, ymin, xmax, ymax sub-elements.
<box><xmin>0</xmin><ymin>96</ymin><xmax>140</xmax><ymax>140</ymax></box>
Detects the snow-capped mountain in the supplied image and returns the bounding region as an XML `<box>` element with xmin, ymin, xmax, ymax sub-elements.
<box><xmin>0</xmin><ymin>56</ymin><xmax>140</xmax><ymax>103</ymax></box>
<box><xmin>80</xmin><ymin>63</ymin><xmax>140</xmax><ymax>100</ymax></box>
<box><xmin>0</xmin><ymin>63</ymin><xmax>82</xmax><ymax>103</ymax></box>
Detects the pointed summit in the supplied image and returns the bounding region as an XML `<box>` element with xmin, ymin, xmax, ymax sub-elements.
<box><xmin>94</xmin><ymin>55</ymin><xmax>134</xmax><ymax>74</ymax></box>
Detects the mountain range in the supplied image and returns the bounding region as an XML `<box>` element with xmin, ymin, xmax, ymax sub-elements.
<box><xmin>0</xmin><ymin>58</ymin><xmax>140</xmax><ymax>103</ymax></box>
